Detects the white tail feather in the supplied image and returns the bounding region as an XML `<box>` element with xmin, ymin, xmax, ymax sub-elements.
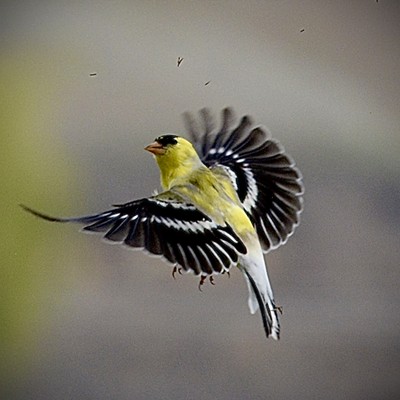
<box><xmin>245</xmin><ymin>278</ymin><xmax>259</xmax><ymax>314</ymax></box>
<box><xmin>240</xmin><ymin>244</ymin><xmax>280</xmax><ymax>340</ymax></box>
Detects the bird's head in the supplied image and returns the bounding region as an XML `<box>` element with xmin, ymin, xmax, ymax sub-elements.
<box><xmin>145</xmin><ymin>135</ymin><xmax>203</xmax><ymax>189</ymax></box>
<box><xmin>144</xmin><ymin>134</ymin><xmax>179</xmax><ymax>156</ymax></box>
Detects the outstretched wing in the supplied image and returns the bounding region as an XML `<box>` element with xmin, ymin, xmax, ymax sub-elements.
<box><xmin>183</xmin><ymin>108</ymin><xmax>304</xmax><ymax>252</ymax></box>
<box><xmin>20</xmin><ymin>193</ymin><xmax>246</xmax><ymax>276</ymax></box>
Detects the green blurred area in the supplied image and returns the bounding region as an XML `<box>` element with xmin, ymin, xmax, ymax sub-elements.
<box><xmin>0</xmin><ymin>54</ymin><xmax>77</xmax><ymax>384</ymax></box>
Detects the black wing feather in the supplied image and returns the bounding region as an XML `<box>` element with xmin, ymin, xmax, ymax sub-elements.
<box><xmin>21</xmin><ymin>196</ymin><xmax>246</xmax><ymax>276</ymax></box>
<box><xmin>184</xmin><ymin>107</ymin><xmax>304</xmax><ymax>253</ymax></box>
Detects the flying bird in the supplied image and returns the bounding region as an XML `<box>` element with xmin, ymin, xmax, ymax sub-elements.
<box><xmin>21</xmin><ymin>108</ymin><xmax>303</xmax><ymax>340</ymax></box>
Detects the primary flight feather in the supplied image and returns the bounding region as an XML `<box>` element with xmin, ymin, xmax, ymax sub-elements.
<box><xmin>21</xmin><ymin>108</ymin><xmax>303</xmax><ymax>340</ymax></box>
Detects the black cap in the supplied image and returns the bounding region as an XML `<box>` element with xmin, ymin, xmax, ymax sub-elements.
<box><xmin>155</xmin><ymin>135</ymin><xmax>178</xmax><ymax>146</ymax></box>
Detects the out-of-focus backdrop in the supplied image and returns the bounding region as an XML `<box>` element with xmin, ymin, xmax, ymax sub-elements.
<box><xmin>1</xmin><ymin>1</ymin><xmax>399</xmax><ymax>399</ymax></box>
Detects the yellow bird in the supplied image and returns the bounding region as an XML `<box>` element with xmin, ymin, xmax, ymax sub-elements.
<box><xmin>21</xmin><ymin>108</ymin><xmax>303</xmax><ymax>340</ymax></box>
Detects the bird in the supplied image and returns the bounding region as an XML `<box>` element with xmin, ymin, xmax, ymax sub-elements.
<box><xmin>21</xmin><ymin>108</ymin><xmax>303</xmax><ymax>340</ymax></box>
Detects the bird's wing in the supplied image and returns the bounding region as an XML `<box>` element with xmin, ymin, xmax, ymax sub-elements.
<box><xmin>20</xmin><ymin>192</ymin><xmax>246</xmax><ymax>276</ymax></box>
<box><xmin>183</xmin><ymin>107</ymin><xmax>304</xmax><ymax>252</ymax></box>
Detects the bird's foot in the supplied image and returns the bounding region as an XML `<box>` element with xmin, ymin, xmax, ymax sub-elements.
<box><xmin>172</xmin><ymin>266</ymin><xmax>183</xmax><ymax>279</ymax></box>
<box><xmin>198</xmin><ymin>275</ymin><xmax>216</xmax><ymax>291</ymax></box>
<box><xmin>273</xmin><ymin>305</ymin><xmax>284</xmax><ymax>315</ymax></box>
<box><xmin>198</xmin><ymin>275</ymin><xmax>207</xmax><ymax>291</ymax></box>
<box><xmin>222</xmin><ymin>270</ymin><xmax>231</xmax><ymax>278</ymax></box>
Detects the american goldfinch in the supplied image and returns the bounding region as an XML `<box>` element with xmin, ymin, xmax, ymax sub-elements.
<box><xmin>21</xmin><ymin>108</ymin><xmax>303</xmax><ymax>340</ymax></box>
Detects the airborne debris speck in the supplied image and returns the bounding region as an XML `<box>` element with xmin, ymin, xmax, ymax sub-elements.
<box><xmin>204</xmin><ymin>81</ymin><xmax>211</xmax><ymax>86</ymax></box>
<box><xmin>177</xmin><ymin>57</ymin><xmax>184</xmax><ymax>67</ymax></box>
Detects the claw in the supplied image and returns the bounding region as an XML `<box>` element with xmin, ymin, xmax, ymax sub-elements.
<box><xmin>198</xmin><ymin>275</ymin><xmax>218</xmax><ymax>290</ymax></box>
<box><xmin>222</xmin><ymin>270</ymin><xmax>231</xmax><ymax>278</ymax></box>
<box><xmin>274</xmin><ymin>305</ymin><xmax>284</xmax><ymax>315</ymax></box>
<box><xmin>172</xmin><ymin>266</ymin><xmax>183</xmax><ymax>279</ymax></box>
<box><xmin>198</xmin><ymin>275</ymin><xmax>206</xmax><ymax>291</ymax></box>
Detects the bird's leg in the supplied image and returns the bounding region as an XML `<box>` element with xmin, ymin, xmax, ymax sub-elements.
<box><xmin>198</xmin><ymin>275</ymin><xmax>207</xmax><ymax>291</ymax></box>
<box><xmin>198</xmin><ymin>275</ymin><xmax>217</xmax><ymax>290</ymax></box>
<box><xmin>222</xmin><ymin>270</ymin><xmax>231</xmax><ymax>278</ymax></box>
<box><xmin>273</xmin><ymin>305</ymin><xmax>284</xmax><ymax>315</ymax></box>
<box><xmin>172</xmin><ymin>266</ymin><xmax>183</xmax><ymax>279</ymax></box>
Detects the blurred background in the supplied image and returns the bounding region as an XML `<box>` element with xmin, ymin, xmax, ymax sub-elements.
<box><xmin>1</xmin><ymin>1</ymin><xmax>399</xmax><ymax>399</ymax></box>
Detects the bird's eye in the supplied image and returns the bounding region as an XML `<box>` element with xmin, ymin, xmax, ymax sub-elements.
<box><xmin>156</xmin><ymin>135</ymin><xmax>178</xmax><ymax>146</ymax></box>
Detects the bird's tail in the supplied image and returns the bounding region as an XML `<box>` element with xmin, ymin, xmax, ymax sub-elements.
<box><xmin>241</xmin><ymin>254</ymin><xmax>281</xmax><ymax>340</ymax></box>
<box><xmin>243</xmin><ymin>269</ymin><xmax>280</xmax><ymax>340</ymax></box>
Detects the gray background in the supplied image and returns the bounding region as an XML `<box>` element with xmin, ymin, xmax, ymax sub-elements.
<box><xmin>2</xmin><ymin>1</ymin><xmax>399</xmax><ymax>399</ymax></box>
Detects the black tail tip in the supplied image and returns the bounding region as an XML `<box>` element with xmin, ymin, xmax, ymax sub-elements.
<box><xmin>19</xmin><ymin>204</ymin><xmax>65</xmax><ymax>222</ymax></box>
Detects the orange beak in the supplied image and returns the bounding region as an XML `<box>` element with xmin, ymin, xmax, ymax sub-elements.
<box><xmin>144</xmin><ymin>141</ymin><xmax>166</xmax><ymax>155</ymax></box>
